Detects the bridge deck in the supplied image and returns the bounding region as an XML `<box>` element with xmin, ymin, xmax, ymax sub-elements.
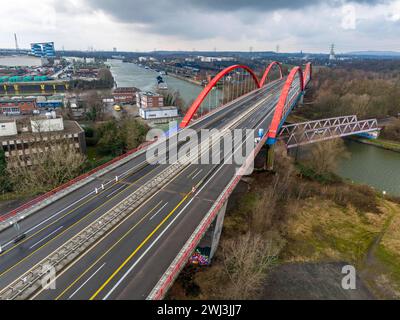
<box><xmin>0</xmin><ymin>79</ymin><xmax>289</xmax><ymax>300</ymax></box>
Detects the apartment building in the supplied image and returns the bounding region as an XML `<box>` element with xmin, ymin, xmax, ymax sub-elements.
<box><xmin>112</xmin><ymin>87</ymin><xmax>139</xmax><ymax>105</ymax></box>
<box><xmin>136</xmin><ymin>91</ymin><xmax>164</xmax><ymax>109</ymax></box>
<box><xmin>0</xmin><ymin>117</ymin><xmax>86</xmax><ymax>168</ymax></box>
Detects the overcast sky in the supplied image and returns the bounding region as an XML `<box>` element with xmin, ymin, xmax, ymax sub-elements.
<box><xmin>0</xmin><ymin>0</ymin><xmax>399</xmax><ymax>53</ymax></box>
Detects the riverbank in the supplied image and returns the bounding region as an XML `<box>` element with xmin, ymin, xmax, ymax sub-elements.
<box><xmin>167</xmin><ymin>73</ymin><xmax>203</xmax><ymax>87</ymax></box>
<box><xmin>349</xmin><ymin>136</ymin><xmax>400</xmax><ymax>153</ymax></box>
<box><xmin>167</xmin><ymin>146</ymin><xmax>400</xmax><ymax>300</ymax></box>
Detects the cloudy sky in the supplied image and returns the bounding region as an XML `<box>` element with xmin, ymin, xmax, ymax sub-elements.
<box><xmin>0</xmin><ymin>0</ymin><xmax>399</xmax><ymax>53</ymax></box>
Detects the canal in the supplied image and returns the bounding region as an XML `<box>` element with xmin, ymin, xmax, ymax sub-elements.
<box><xmin>106</xmin><ymin>59</ymin><xmax>203</xmax><ymax>105</ymax></box>
<box><xmin>107</xmin><ymin>59</ymin><xmax>400</xmax><ymax>197</ymax></box>
<box><xmin>336</xmin><ymin>140</ymin><xmax>400</xmax><ymax>196</ymax></box>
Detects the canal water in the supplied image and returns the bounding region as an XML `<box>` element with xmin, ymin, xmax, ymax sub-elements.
<box><xmin>107</xmin><ymin>59</ymin><xmax>400</xmax><ymax>196</ymax></box>
<box><xmin>336</xmin><ymin>140</ymin><xmax>400</xmax><ymax>196</ymax></box>
<box><xmin>0</xmin><ymin>55</ymin><xmax>41</xmax><ymax>67</ymax></box>
<box><xmin>106</xmin><ymin>59</ymin><xmax>202</xmax><ymax>105</ymax></box>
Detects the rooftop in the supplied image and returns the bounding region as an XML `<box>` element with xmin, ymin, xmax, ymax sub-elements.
<box><xmin>114</xmin><ymin>87</ymin><xmax>139</xmax><ymax>93</ymax></box>
<box><xmin>0</xmin><ymin>120</ymin><xmax>84</xmax><ymax>141</ymax></box>
<box><xmin>0</xmin><ymin>98</ymin><xmax>36</xmax><ymax>103</ymax></box>
<box><xmin>141</xmin><ymin>106</ymin><xmax>177</xmax><ymax>111</ymax></box>
<box><xmin>139</xmin><ymin>91</ymin><xmax>163</xmax><ymax>97</ymax></box>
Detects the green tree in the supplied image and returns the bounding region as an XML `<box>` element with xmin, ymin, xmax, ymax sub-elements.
<box><xmin>121</xmin><ymin>118</ymin><xmax>149</xmax><ymax>150</ymax></box>
<box><xmin>98</xmin><ymin>68</ymin><xmax>114</xmax><ymax>88</ymax></box>
<box><xmin>96</xmin><ymin>120</ymin><xmax>125</xmax><ymax>156</ymax></box>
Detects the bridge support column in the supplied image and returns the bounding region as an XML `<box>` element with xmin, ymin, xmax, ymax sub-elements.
<box><xmin>264</xmin><ymin>144</ymin><xmax>275</xmax><ymax>171</ymax></box>
<box><xmin>191</xmin><ymin>201</ymin><xmax>227</xmax><ymax>265</ymax></box>
<box><xmin>299</xmin><ymin>93</ymin><xmax>304</xmax><ymax>105</ymax></box>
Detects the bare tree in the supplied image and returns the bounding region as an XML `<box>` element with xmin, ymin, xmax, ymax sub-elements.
<box><xmin>86</xmin><ymin>91</ymin><xmax>105</xmax><ymax>121</ymax></box>
<box><xmin>220</xmin><ymin>233</ymin><xmax>281</xmax><ymax>300</ymax></box>
<box><xmin>8</xmin><ymin>139</ymin><xmax>86</xmax><ymax>195</ymax></box>
<box><xmin>307</xmin><ymin>139</ymin><xmax>349</xmax><ymax>175</ymax></box>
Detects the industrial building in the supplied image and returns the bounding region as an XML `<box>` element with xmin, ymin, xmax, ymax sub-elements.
<box><xmin>136</xmin><ymin>91</ymin><xmax>164</xmax><ymax>109</ymax></box>
<box><xmin>0</xmin><ymin>116</ymin><xmax>86</xmax><ymax>168</ymax></box>
<box><xmin>30</xmin><ymin>42</ymin><xmax>56</xmax><ymax>58</ymax></box>
<box><xmin>36</xmin><ymin>96</ymin><xmax>64</xmax><ymax>108</ymax></box>
<box><xmin>139</xmin><ymin>106</ymin><xmax>178</xmax><ymax>121</ymax></box>
<box><xmin>0</xmin><ymin>98</ymin><xmax>38</xmax><ymax>115</ymax></box>
<box><xmin>112</xmin><ymin>87</ymin><xmax>139</xmax><ymax>104</ymax></box>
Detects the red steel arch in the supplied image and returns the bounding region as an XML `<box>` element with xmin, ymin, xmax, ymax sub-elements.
<box><xmin>179</xmin><ymin>65</ymin><xmax>261</xmax><ymax>128</ymax></box>
<box><xmin>268</xmin><ymin>66</ymin><xmax>304</xmax><ymax>141</ymax></box>
<box><xmin>303</xmin><ymin>62</ymin><xmax>312</xmax><ymax>88</ymax></box>
<box><xmin>259</xmin><ymin>61</ymin><xmax>283</xmax><ymax>87</ymax></box>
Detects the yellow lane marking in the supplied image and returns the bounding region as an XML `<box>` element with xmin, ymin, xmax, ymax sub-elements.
<box><xmin>0</xmin><ymin>164</ymin><xmax>148</xmax><ymax>258</ymax></box>
<box><xmin>115</xmin><ymin>181</ymin><xmax>134</xmax><ymax>186</ymax></box>
<box><xmin>31</xmin><ymin>161</ymin><xmax>193</xmax><ymax>299</ymax></box>
<box><xmin>88</xmin><ymin>120</ymin><xmax>261</xmax><ymax>299</ymax></box>
<box><xmin>49</xmin><ymin>200</ymin><xmax>163</xmax><ymax>300</ymax></box>
<box><xmin>0</xmin><ymin>167</ymin><xmax>157</xmax><ymax>278</ymax></box>
<box><xmin>89</xmin><ymin>192</ymin><xmax>191</xmax><ymax>300</ymax></box>
<box><xmin>52</xmin><ymin>164</ymin><xmax>196</xmax><ymax>300</ymax></box>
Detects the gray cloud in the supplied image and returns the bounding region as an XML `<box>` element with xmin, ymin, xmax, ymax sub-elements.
<box><xmin>84</xmin><ymin>0</ymin><xmax>387</xmax><ymax>21</ymax></box>
<box><xmin>82</xmin><ymin>0</ymin><xmax>390</xmax><ymax>40</ymax></box>
<box><xmin>189</xmin><ymin>0</ymin><xmax>387</xmax><ymax>11</ymax></box>
<box><xmin>49</xmin><ymin>0</ymin><xmax>398</xmax><ymax>52</ymax></box>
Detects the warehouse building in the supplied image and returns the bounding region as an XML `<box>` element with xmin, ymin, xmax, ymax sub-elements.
<box><xmin>139</xmin><ymin>106</ymin><xmax>178</xmax><ymax>122</ymax></box>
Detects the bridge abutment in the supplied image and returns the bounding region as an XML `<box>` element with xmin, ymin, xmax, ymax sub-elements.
<box><xmin>190</xmin><ymin>201</ymin><xmax>227</xmax><ymax>265</ymax></box>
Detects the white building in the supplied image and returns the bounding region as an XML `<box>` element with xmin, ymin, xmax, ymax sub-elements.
<box><xmin>31</xmin><ymin>117</ymin><xmax>64</xmax><ymax>133</ymax></box>
<box><xmin>139</xmin><ymin>107</ymin><xmax>178</xmax><ymax>120</ymax></box>
<box><xmin>197</xmin><ymin>56</ymin><xmax>235</xmax><ymax>63</ymax></box>
<box><xmin>0</xmin><ymin>120</ymin><xmax>18</xmax><ymax>137</ymax></box>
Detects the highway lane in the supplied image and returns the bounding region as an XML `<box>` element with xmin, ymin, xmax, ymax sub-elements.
<box><xmin>0</xmin><ymin>79</ymin><xmax>286</xmax><ymax>295</ymax></box>
<box><xmin>0</xmin><ymin>79</ymin><xmax>282</xmax><ymax>250</ymax></box>
<box><xmin>0</xmin><ymin>163</ymin><xmax>173</xmax><ymax>288</ymax></box>
<box><xmin>31</xmin><ymin>81</ymin><xmax>286</xmax><ymax>300</ymax></box>
<box><xmin>0</xmin><ymin>78</ymin><xmax>284</xmax><ymax>247</ymax></box>
<box><xmin>109</xmin><ymin>82</ymin><xmax>286</xmax><ymax>300</ymax></box>
<box><xmin>110</xmin><ymin>89</ymin><xmax>286</xmax><ymax>300</ymax></box>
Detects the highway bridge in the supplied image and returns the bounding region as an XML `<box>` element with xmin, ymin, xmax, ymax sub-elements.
<box><xmin>0</xmin><ymin>62</ymin><xmax>312</xmax><ymax>300</ymax></box>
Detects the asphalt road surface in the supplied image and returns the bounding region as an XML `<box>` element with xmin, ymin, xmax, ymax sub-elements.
<box><xmin>0</xmin><ymin>78</ymin><xmax>293</xmax><ymax>300</ymax></box>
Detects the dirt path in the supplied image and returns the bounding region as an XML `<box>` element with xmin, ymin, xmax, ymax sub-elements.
<box><xmin>360</xmin><ymin>201</ymin><xmax>400</xmax><ymax>299</ymax></box>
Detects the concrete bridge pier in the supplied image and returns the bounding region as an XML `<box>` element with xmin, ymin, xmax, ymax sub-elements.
<box><xmin>299</xmin><ymin>93</ymin><xmax>304</xmax><ymax>105</ymax></box>
<box><xmin>191</xmin><ymin>201</ymin><xmax>228</xmax><ymax>265</ymax></box>
<box><xmin>264</xmin><ymin>144</ymin><xmax>275</xmax><ymax>171</ymax></box>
